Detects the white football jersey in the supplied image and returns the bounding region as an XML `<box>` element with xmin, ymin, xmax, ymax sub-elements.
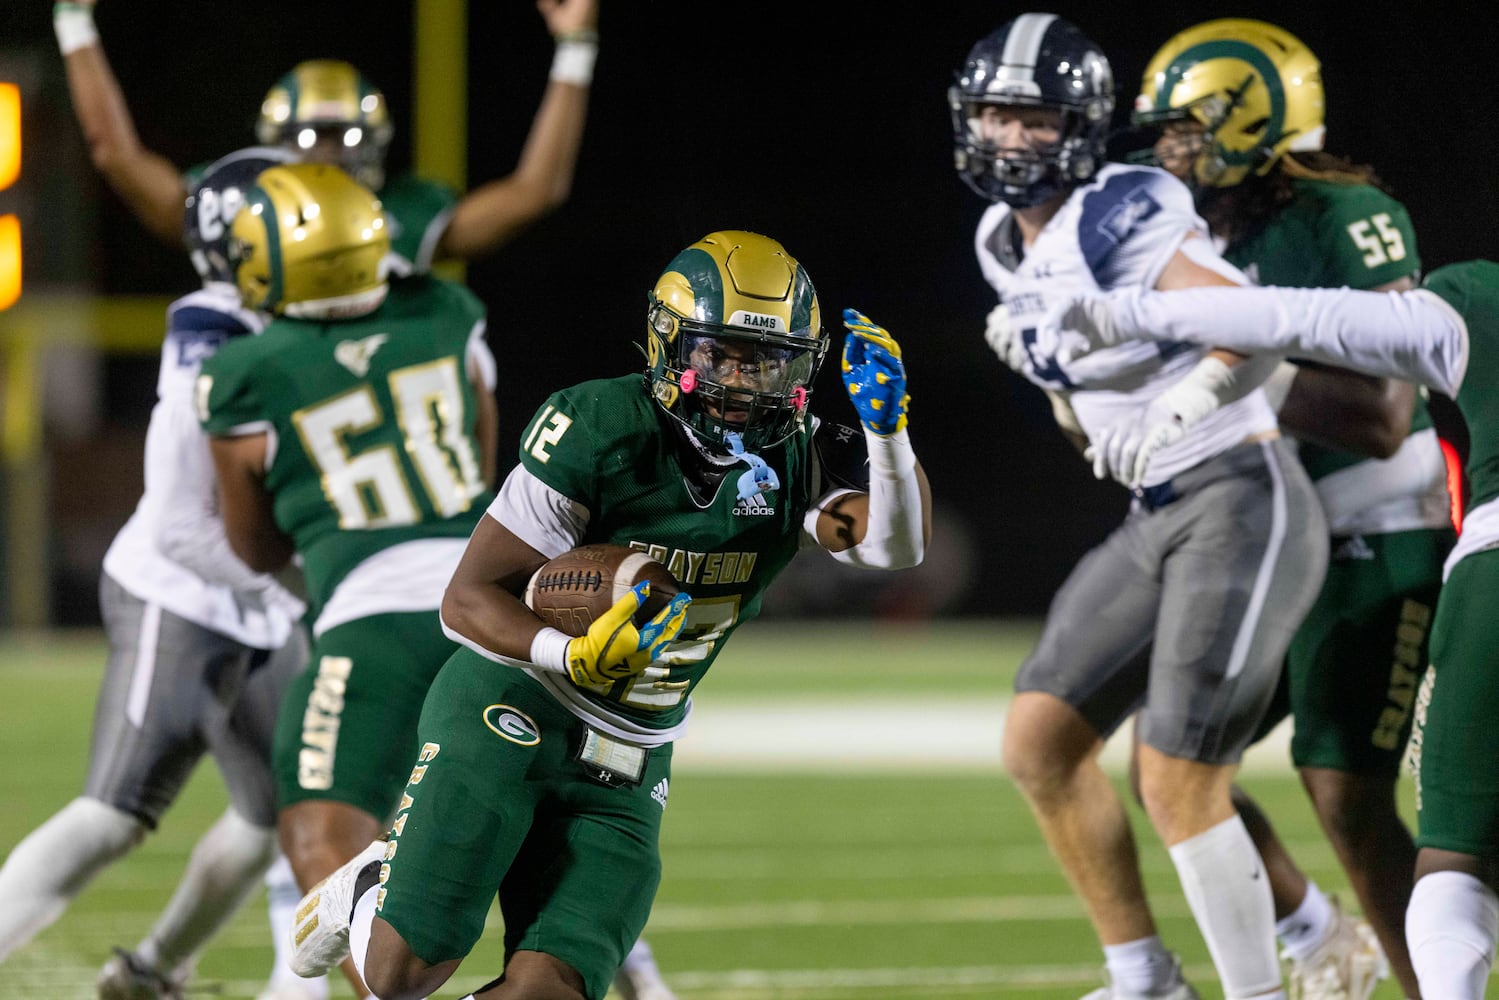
<box><xmin>103</xmin><ymin>283</ymin><xmax>303</xmax><ymax>648</ymax></box>
<box><xmin>975</xmin><ymin>163</ymin><xmax>1276</xmax><ymax>486</ymax></box>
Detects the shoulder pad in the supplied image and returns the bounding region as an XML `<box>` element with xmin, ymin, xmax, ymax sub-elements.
<box><xmin>812</xmin><ymin>420</ymin><xmax>869</xmax><ymax>493</ymax></box>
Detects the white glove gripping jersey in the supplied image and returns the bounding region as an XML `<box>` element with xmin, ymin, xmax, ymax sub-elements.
<box><xmin>975</xmin><ymin>163</ymin><xmax>1276</xmax><ymax>487</ymax></box>
<box><xmin>102</xmin><ymin>283</ymin><xmax>304</xmax><ymax>648</ymax></box>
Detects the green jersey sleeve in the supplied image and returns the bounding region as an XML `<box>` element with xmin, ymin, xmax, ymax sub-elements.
<box><xmin>196</xmin><ymin>333</ymin><xmax>276</xmax><ymax>436</ymax></box>
<box><xmin>1426</xmin><ymin>261</ymin><xmax>1499</xmax><ymax>509</ymax></box>
<box><xmin>378</xmin><ymin>173</ymin><xmax>459</xmax><ymax>275</ymax></box>
<box><xmin>515</xmin><ymin>383</ymin><xmax>610</xmax><ymax>512</ymax></box>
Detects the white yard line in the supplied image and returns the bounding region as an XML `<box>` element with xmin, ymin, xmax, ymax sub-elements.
<box><xmin>672</xmin><ymin>697</ymin><xmax>1295</xmax><ymax>774</ymax></box>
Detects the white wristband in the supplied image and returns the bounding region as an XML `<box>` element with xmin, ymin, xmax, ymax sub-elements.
<box><xmin>549</xmin><ymin>40</ymin><xmax>598</xmax><ymax>86</ymax></box>
<box><xmin>529</xmin><ymin>626</ymin><xmax>572</xmax><ymax>674</ymax></box>
<box><xmin>54</xmin><ymin>4</ymin><xmax>99</xmax><ymax>55</ymax></box>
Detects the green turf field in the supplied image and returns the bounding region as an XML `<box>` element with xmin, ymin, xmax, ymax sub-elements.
<box><xmin>0</xmin><ymin>624</ymin><xmax>1415</xmax><ymax>999</ymax></box>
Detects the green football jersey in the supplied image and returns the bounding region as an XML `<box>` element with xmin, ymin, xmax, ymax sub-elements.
<box><xmin>516</xmin><ymin>376</ymin><xmax>829</xmax><ymax>729</ymax></box>
<box><xmin>377</xmin><ymin>173</ymin><xmax>458</xmax><ymax>275</ymax></box>
<box><xmin>197</xmin><ymin>274</ymin><xmax>493</xmax><ymax>614</ymax></box>
<box><xmin>1224</xmin><ymin>178</ymin><xmax>1428</xmax><ymax>480</ymax></box>
<box><xmin>1425</xmin><ymin>261</ymin><xmax>1499</xmax><ymax>510</ymax></box>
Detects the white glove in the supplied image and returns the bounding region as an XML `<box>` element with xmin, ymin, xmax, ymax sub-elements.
<box><xmin>1083</xmin><ymin>357</ymin><xmax>1228</xmax><ymax>487</ymax></box>
<box><xmin>1085</xmin><ymin>398</ymin><xmax>1190</xmax><ymax>487</ymax></box>
<box><xmin>984</xmin><ymin>302</ymin><xmax>1027</xmax><ymax>372</ymax></box>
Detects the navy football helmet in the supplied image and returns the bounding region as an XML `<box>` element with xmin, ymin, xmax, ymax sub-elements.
<box><xmin>184</xmin><ymin>146</ymin><xmax>298</xmax><ymax>284</ymax></box>
<box><xmin>950</xmin><ymin>13</ymin><xmax>1115</xmax><ymax>206</ymax></box>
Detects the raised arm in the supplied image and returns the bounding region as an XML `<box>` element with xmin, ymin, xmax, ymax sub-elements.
<box><xmin>811</xmin><ymin>310</ymin><xmax>932</xmax><ymax>569</ymax></box>
<box><xmin>434</xmin><ymin>0</ymin><xmax>598</xmax><ymax>261</ymax></box>
<box><xmin>55</xmin><ymin>1</ymin><xmax>188</xmax><ymax>246</ymax></box>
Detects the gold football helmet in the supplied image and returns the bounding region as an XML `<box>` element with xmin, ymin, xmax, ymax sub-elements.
<box><xmin>1134</xmin><ymin>19</ymin><xmax>1324</xmax><ymax>188</ymax></box>
<box><xmin>645</xmin><ymin>231</ymin><xmax>828</xmax><ymax>452</ymax></box>
<box><xmin>256</xmin><ymin>60</ymin><xmax>394</xmax><ymax>190</ymax></box>
<box><xmin>229</xmin><ymin>163</ymin><xmax>389</xmax><ymax>319</ymax></box>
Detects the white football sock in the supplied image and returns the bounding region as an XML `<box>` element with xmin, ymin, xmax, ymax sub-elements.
<box><xmin>0</xmin><ymin>797</ymin><xmax>145</xmax><ymax>960</ymax></box>
<box><xmin>1167</xmin><ymin>815</ymin><xmax>1281</xmax><ymax>998</ymax></box>
<box><xmin>1407</xmin><ymin>870</ymin><xmax>1498</xmax><ymax>1000</ymax></box>
<box><xmin>1275</xmin><ymin>879</ymin><xmax>1335</xmax><ymax>962</ymax></box>
<box><xmin>1102</xmin><ymin>935</ymin><xmax>1178</xmax><ymax>996</ymax></box>
<box><xmin>264</xmin><ymin>853</ymin><xmax>330</xmax><ymax>997</ymax></box>
<box><xmin>135</xmin><ymin>808</ymin><xmax>276</xmax><ymax>973</ymax></box>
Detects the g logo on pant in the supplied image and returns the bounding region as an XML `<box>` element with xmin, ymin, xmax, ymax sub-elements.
<box><xmin>483</xmin><ymin>704</ymin><xmax>541</xmax><ymax>746</ymax></box>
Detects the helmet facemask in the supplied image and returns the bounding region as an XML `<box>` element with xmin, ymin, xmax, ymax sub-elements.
<box><xmin>951</xmin><ymin>97</ymin><xmax>1109</xmax><ymax>206</ymax></box>
<box><xmin>646</xmin><ymin>301</ymin><xmax>823</xmax><ymax>453</ymax></box>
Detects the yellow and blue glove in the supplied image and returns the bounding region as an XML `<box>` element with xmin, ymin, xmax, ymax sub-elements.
<box><xmin>566</xmin><ymin>581</ymin><xmax>692</xmax><ymax>688</ymax></box>
<box><xmin>841</xmin><ymin>308</ymin><xmax>910</xmax><ymax>436</ymax></box>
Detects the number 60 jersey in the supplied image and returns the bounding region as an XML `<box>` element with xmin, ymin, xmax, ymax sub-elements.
<box><xmin>196</xmin><ymin>273</ymin><xmax>496</xmax><ymax>628</ymax></box>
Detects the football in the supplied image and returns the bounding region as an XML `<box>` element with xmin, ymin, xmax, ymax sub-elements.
<box><xmin>524</xmin><ymin>543</ymin><xmax>679</xmax><ymax>636</ymax></box>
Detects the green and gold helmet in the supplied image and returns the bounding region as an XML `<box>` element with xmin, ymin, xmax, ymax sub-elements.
<box><xmin>255</xmin><ymin>60</ymin><xmax>394</xmax><ymax>190</ymax></box>
<box><xmin>645</xmin><ymin>231</ymin><xmax>828</xmax><ymax>452</ymax></box>
<box><xmin>1133</xmin><ymin>19</ymin><xmax>1325</xmax><ymax>188</ymax></box>
<box><xmin>229</xmin><ymin>163</ymin><xmax>389</xmax><ymax>319</ymax></box>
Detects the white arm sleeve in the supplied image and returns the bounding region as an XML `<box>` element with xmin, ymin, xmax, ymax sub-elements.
<box><xmin>149</xmin><ymin>393</ymin><xmax>283</xmax><ymax>594</ymax></box>
<box><xmin>485</xmin><ymin>464</ymin><xmax>589</xmax><ymax>559</ymax></box>
<box><xmin>827</xmin><ymin>429</ymin><xmax>925</xmax><ymax>571</ymax></box>
<box><xmin>1112</xmin><ymin>286</ymin><xmax>1469</xmax><ymax>397</ymax></box>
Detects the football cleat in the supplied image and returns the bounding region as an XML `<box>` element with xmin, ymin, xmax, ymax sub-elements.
<box><xmin>288</xmin><ymin>838</ymin><xmax>387</xmax><ymax>978</ymax></box>
<box><xmin>1078</xmin><ymin>954</ymin><xmax>1202</xmax><ymax>1000</ymax></box>
<box><xmin>95</xmin><ymin>948</ymin><xmax>189</xmax><ymax>1000</ymax></box>
<box><xmin>1284</xmin><ymin>897</ymin><xmax>1388</xmax><ymax>1000</ymax></box>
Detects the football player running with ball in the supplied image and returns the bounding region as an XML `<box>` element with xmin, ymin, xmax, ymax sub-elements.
<box><xmin>952</xmin><ymin>13</ymin><xmax>1327</xmax><ymax>1000</ymax></box>
<box><xmin>1055</xmin><ymin>259</ymin><xmax>1499</xmax><ymax>1000</ymax></box>
<box><xmin>283</xmin><ymin>230</ymin><xmax>931</xmax><ymax>1000</ymax></box>
<box><xmin>195</xmin><ymin>162</ymin><xmax>501</xmax><ymax>1000</ymax></box>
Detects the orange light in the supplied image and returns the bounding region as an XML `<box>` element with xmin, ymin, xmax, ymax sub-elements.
<box><xmin>0</xmin><ymin>83</ymin><xmax>16</xmax><ymax>310</ymax></box>
<box><xmin>0</xmin><ymin>84</ymin><xmax>17</xmax><ymax>191</ymax></box>
<box><xmin>0</xmin><ymin>216</ymin><xmax>17</xmax><ymax>311</ymax></box>
<box><xmin>1440</xmin><ymin>435</ymin><xmax>1465</xmax><ymax>534</ymax></box>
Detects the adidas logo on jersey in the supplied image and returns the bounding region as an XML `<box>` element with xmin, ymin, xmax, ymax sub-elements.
<box><xmin>650</xmin><ymin>777</ymin><xmax>669</xmax><ymax>810</ymax></box>
<box><xmin>732</xmin><ymin>493</ymin><xmax>776</xmax><ymax>517</ymax></box>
